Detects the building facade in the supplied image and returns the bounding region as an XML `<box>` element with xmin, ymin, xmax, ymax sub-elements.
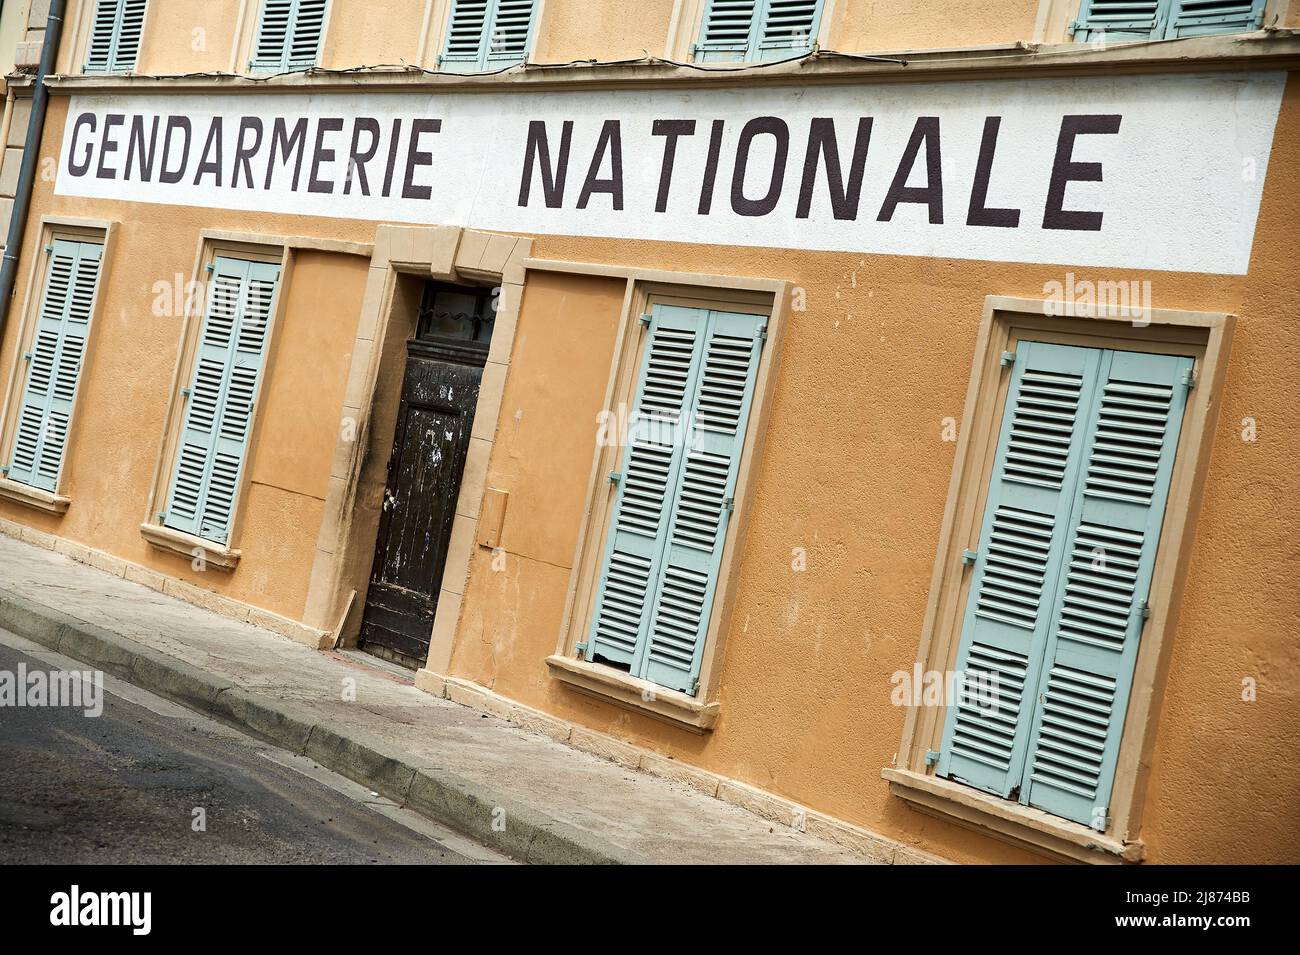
<box><xmin>0</xmin><ymin>0</ymin><xmax>1297</xmax><ymax>863</ymax></box>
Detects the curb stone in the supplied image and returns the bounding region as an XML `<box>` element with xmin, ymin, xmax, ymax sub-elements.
<box><xmin>0</xmin><ymin>586</ymin><xmax>629</xmax><ymax>865</ymax></box>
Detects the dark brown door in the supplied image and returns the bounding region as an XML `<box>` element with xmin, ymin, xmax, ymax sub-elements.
<box><xmin>359</xmin><ymin>340</ymin><xmax>482</xmax><ymax>667</ymax></box>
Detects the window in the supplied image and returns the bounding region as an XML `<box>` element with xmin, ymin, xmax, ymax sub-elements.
<box><xmin>937</xmin><ymin>342</ymin><xmax>1192</xmax><ymax>830</ymax></box>
<box><xmin>440</xmin><ymin>0</ymin><xmax>539</xmax><ymax>72</ymax></box>
<box><xmin>583</xmin><ymin>304</ymin><xmax>766</xmax><ymax>695</ymax></box>
<box><xmin>250</xmin><ymin>0</ymin><xmax>329</xmax><ymax>72</ymax></box>
<box><xmin>3</xmin><ymin>239</ymin><xmax>104</xmax><ymax>492</ymax></box>
<box><xmin>1072</xmin><ymin>0</ymin><xmax>1266</xmax><ymax>40</ymax></box>
<box><xmin>84</xmin><ymin>0</ymin><xmax>147</xmax><ymax>73</ymax></box>
<box><xmin>160</xmin><ymin>257</ymin><xmax>281</xmax><ymax>546</ymax></box>
<box><xmin>694</xmin><ymin>0</ymin><xmax>825</xmax><ymax>63</ymax></box>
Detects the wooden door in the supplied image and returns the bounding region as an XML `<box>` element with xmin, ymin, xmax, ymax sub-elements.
<box><xmin>359</xmin><ymin>340</ymin><xmax>482</xmax><ymax>666</ymax></box>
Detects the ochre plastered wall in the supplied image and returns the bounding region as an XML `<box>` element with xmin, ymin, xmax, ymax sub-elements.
<box><xmin>0</xmin><ymin>99</ymin><xmax>371</xmax><ymax>621</ymax></box>
<box><xmin>441</xmin><ymin>76</ymin><xmax>1300</xmax><ymax>864</ymax></box>
<box><xmin>531</xmin><ymin>0</ymin><xmax>676</xmax><ymax>62</ymax></box>
<box><xmin>827</xmin><ymin>0</ymin><xmax>1041</xmax><ymax>53</ymax></box>
<box><xmin>3</xmin><ymin>71</ymin><xmax>1297</xmax><ymax>863</ymax></box>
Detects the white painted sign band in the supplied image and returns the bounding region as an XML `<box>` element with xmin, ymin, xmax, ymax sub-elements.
<box><xmin>56</xmin><ymin>73</ymin><xmax>1285</xmax><ymax>273</ymax></box>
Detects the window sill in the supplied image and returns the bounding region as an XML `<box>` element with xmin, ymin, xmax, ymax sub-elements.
<box><xmin>881</xmin><ymin>767</ymin><xmax>1144</xmax><ymax>864</ymax></box>
<box><xmin>139</xmin><ymin>522</ymin><xmax>240</xmax><ymax>570</ymax></box>
<box><xmin>0</xmin><ymin>477</ymin><xmax>71</xmax><ymax>514</ymax></box>
<box><xmin>545</xmin><ymin>654</ymin><xmax>720</xmax><ymax>733</ymax></box>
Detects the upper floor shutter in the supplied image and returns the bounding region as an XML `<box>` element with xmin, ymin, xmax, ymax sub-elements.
<box><xmin>6</xmin><ymin>240</ymin><xmax>104</xmax><ymax>492</ymax></box>
<box><xmin>586</xmin><ymin>305</ymin><xmax>765</xmax><ymax>694</ymax></box>
<box><xmin>1020</xmin><ymin>350</ymin><xmax>1192</xmax><ymax>828</ymax></box>
<box><xmin>755</xmin><ymin>0</ymin><xmax>823</xmax><ymax>59</ymax></box>
<box><xmin>1166</xmin><ymin>0</ymin><xmax>1265</xmax><ymax>35</ymax></box>
<box><xmin>84</xmin><ymin>0</ymin><xmax>148</xmax><ymax>73</ymax></box>
<box><xmin>1071</xmin><ymin>0</ymin><xmax>1165</xmax><ymax>39</ymax></box>
<box><xmin>937</xmin><ymin>342</ymin><xmax>1103</xmax><ymax>797</ymax></box>
<box><xmin>251</xmin><ymin>0</ymin><xmax>328</xmax><ymax>72</ymax></box>
<box><xmin>163</xmin><ymin>258</ymin><xmax>280</xmax><ymax>545</ymax></box>
<box><xmin>440</xmin><ymin>0</ymin><xmax>538</xmax><ymax>72</ymax></box>
<box><xmin>696</xmin><ymin>0</ymin><xmax>823</xmax><ymax>63</ymax></box>
<box><xmin>1072</xmin><ymin>0</ymin><xmax>1264</xmax><ymax>39</ymax></box>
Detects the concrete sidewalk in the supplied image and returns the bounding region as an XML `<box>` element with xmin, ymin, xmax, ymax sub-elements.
<box><xmin>0</xmin><ymin>531</ymin><xmax>869</xmax><ymax>864</ymax></box>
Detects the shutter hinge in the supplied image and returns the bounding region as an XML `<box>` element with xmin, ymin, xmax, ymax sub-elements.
<box><xmin>205</xmin><ymin>263</ymin><xmax>215</xmax><ymax>274</ymax></box>
<box><xmin>1091</xmin><ymin>807</ymin><xmax>1109</xmax><ymax>833</ymax></box>
<box><xmin>157</xmin><ymin>512</ymin><xmax>166</xmax><ymax>523</ymax></box>
<box><xmin>925</xmin><ymin>749</ymin><xmax>941</xmax><ymax>767</ymax></box>
<box><xmin>1180</xmin><ymin>368</ymin><xmax>1196</xmax><ymax>391</ymax></box>
<box><xmin>757</xmin><ymin>324</ymin><xmax>768</xmax><ymax>342</ymax></box>
<box><xmin>43</xmin><ymin>244</ymin><xmax>53</xmax><ymax>255</ymax></box>
<box><xmin>574</xmin><ymin>641</ymin><xmax>587</xmax><ymax>657</ymax></box>
<box><xmin>0</xmin><ymin>465</ymin><xmax>9</xmax><ymax>475</ymax></box>
<box><xmin>722</xmin><ymin>496</ymin><xmax>734</xmax><ymax>514</ymax></box>
<box><xmin>639</xmin><ymin>312</ymin><xmax>652</xmax><ymax>327</ymax></box>
<box><xmin>690</xmin><ymin>677</ymin><xmax>700</xmax><ymax>695</ymax></box>
<box><xmin>961</xmin><ymin>548</ymin><xmax>978</xmax><ymax>566</ymax></box>
<box><xmin>607</xmin><ymin>470</ymin><xmax>623</xmax><ymax>485</ymax></box>
<box><xmin>1000</xmin><ymin>350</ymin><xmax>1016</xmax><ymax>367</ymax></box>
<box><xmin>1139</xmin><ymin>600</ymin><xmax>1150</xmax><ymax>620</ymax></box>
<box><xmin>181</xmin><ymin>387</ymin><xmax>192</xmax><ymax>398</ymax></box>
<box><xmin>22</xmin><ymin>351</ymin><xmax>31</xmax><ymax>362</ymax></box>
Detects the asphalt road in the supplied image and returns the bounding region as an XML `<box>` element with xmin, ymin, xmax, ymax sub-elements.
<box><xmin>0</xmin><ymin>633</ymin><xmax>508</xmax><ymax>864</ymax></box>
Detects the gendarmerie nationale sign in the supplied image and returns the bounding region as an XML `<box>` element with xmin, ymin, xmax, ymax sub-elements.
<box><xmin>57</xmin><ymin>72</ymin><xmax>1284</xmax><ymax>273</ymax></box>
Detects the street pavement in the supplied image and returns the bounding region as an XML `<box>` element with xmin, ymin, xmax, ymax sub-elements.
<box><xmin>0</xmin><ymin>633</ymin><xmax>509</xmax><ymax>864</ymax></box>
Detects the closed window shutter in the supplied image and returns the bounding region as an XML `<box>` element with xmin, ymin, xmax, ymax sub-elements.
<box><xmin>1072</xmin><ymin>0</ymin><xmax>1167</xmax><ymax>40</ymax></box>
<box><xmin>164</xmin><ymin>258</ymin><xmax>280</xmax><ymax>545</ymax></box>
<box><xmin>587</xmin><ymin>306</ymin><xmax>764</xmax><ymax>694</ymax></box>
<box><xmin>754</xmin><ymin>0</ymin><xmax>823</xmax><ymax>60</ymax></box>
<box><xmin>1020</xmin><ymin>350</ymin><xmax>1192</xmax><ymax>828</ymax></box>
<box><xmin>1166</xmin><ymin>0</ymin><xmax>1265</xmax><ymax>35</ymax></box>
<box><xmin>252</xmin><ymin>0</ymin><xmax>327</xmax><ymax>72</ymax></box>
<box><xmin>7</xmin><ymin>240</ymin><xmax>103</xmax><ymax>492</ymax></box>
<box><xmin>1072</xmin><ymin>0</ymin><xmax>1263</xmax><ymax>39</ymax></box>
<box><xmin>84</xmin><ymin>0</ymin><xmax>147</xmax><ymax>73</ymax></box>
<box><xmin>938</xmin><ymin>342</ymin><xmax>1103</xmax><ymax>797</ymax></box>
<box><xmin>440</xmin><ymin>0</ymin><xmax>537</xmax><ymax>72</ymax></box>
<box><xmin>696</xmin><ymin>0</ymin><xmax>822</xmax><ymax>63</ymax></box>
<box><xmin>696</xmin><ymin>0</ymin><xmax>760</xmax><ymax>62</ymax></box>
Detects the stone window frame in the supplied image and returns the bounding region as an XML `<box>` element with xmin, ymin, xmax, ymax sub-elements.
<box><xmin>138</xmin><ymin>230</ymin><xmax>311</xmax><ymax>570</ymax></box>
<box><xmin>0</xmin><ymin>214</ymin><xmax>118</xmax><ymax>515</ymax></box>
<box><xmin>524</xmin><ymin>260</ymin><xmax>790</xmax><ymax>732</ymax></box>
<box><xmin>300</xmin><ymin>224</ymin><xmax>533</xmax><ymax>670</ymax></box>
<box><xmin>882</xmin><ymin>294</ymin><xmax>1234</xmax><ymax>864</ymax></box>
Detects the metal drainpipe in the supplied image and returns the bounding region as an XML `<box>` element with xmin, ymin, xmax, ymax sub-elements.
<box><xmin>0</xmin><ymin>0</ymin><xmax>67</xmax><ymax>342</ymax></box>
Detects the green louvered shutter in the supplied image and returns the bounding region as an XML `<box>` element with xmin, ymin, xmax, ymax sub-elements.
<box><xmin>587</xmin><ymin>306</ymin><xmax>765</xmax><ymax>694</ymax></box>
<box><xmin>164</xmin><ymin>258</ymin><xmax>279</xmax><ymax>545</ymax></box>
<box><xmin>754</xmin><ymin>0</ymin><xmax>823</xmax><ymax>60</ymax></box>
<box><xmin>1072</xmin><ymin>0</ymin><xmax>1167</xmax><ymax>39</ymax></box>
<box><xmin>440</xmin><ymin>0</ymin><xmax>537</xmax><ymax>72</ymax></box>
<box><xmin>587</xmin><ymin>307</ymin><xmax>708</xmax><ymax>669</ymax></box>
<box><xmin>696</xmin><ymin>0</ymin><xmax>761</xmax><ymax>62</ymax></box>
<box><xmin>1166</xmin><ymin>0</ymin><xmax>1265</xmax><ymax>35</ymax></box>
<box><xmin>696</xmin><ymin>0</ymin><xmax>822</xmax><ymax>62</ymax></box>
<box><xmin>937</xmin><ymin>342</ymin><xmax>1103</xmax><ymax>797</ymax></box>
<box><xmin>638</xmin><ymin>310</ymin><xmax>764</xmax><ymax>692</ymax></box>
<box><xmin>251</xmin><ymin>0</ymin><xmax>327</xmax><ymax>72</ymax></box>
<box><xmin>7</xmin><ymin>240</ymin><xmax>103</xmax><ymax>492</ymax></box>
<box><xmin>1020</xmin><ymin>350</ymin><xmax>1192</xmax><ymax>829</ymax></box>
<box><xmin>84</xmin><ymin>0</ymin><xmax>148</xmax><ymax>73</ymax></box>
